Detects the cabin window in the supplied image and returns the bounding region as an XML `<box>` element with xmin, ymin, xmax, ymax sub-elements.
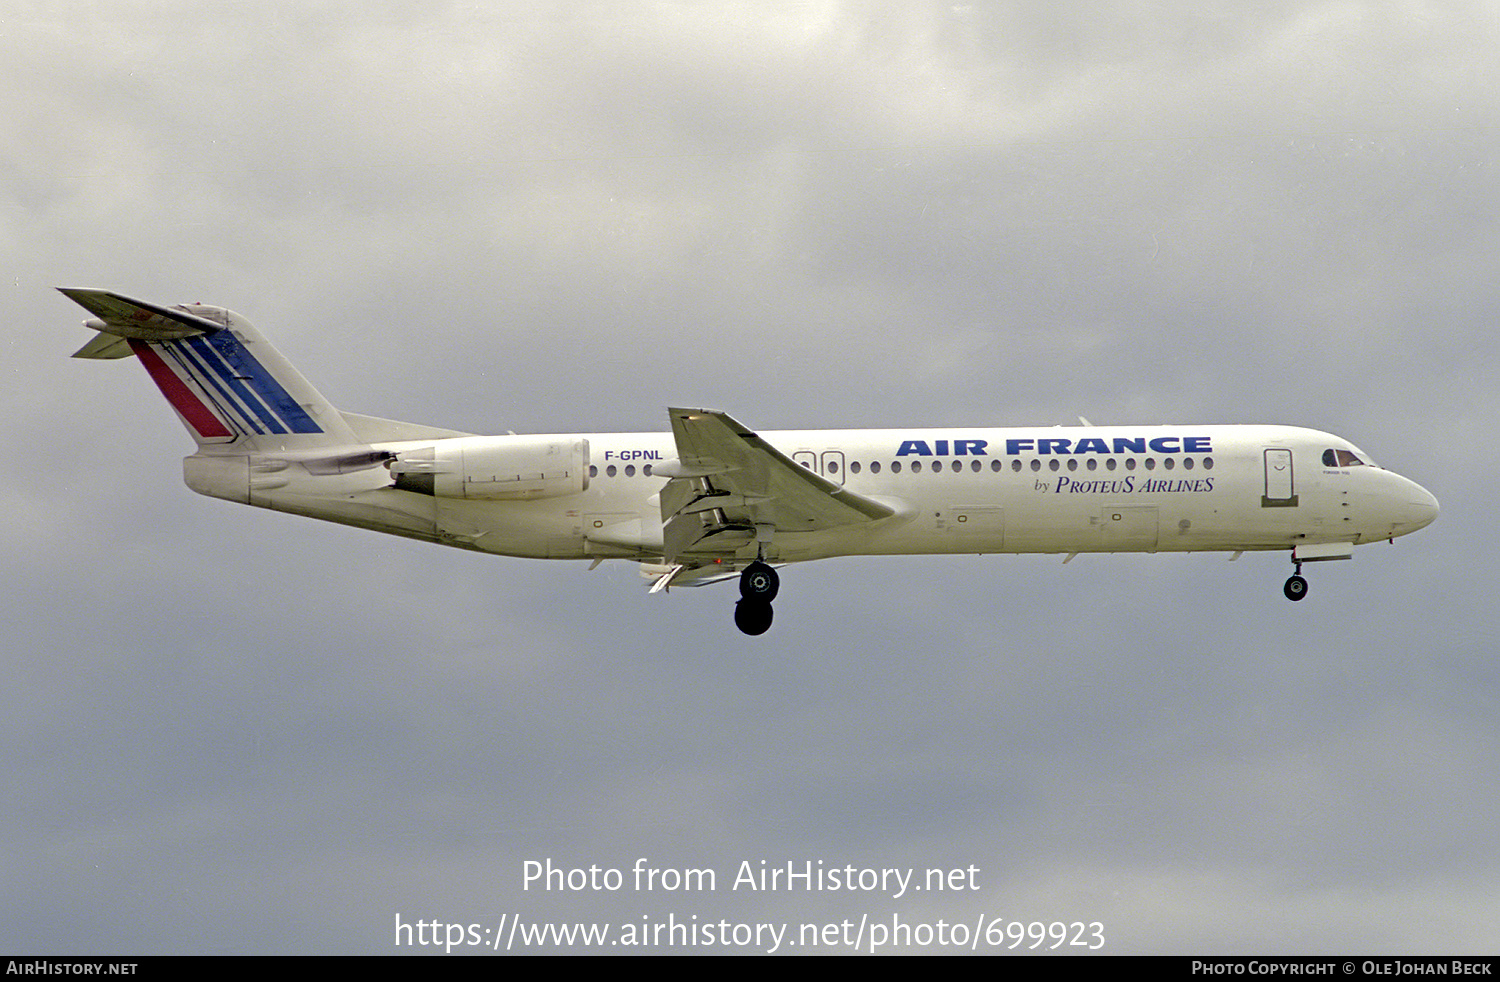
<box><xmin>871</xmin><ymin>461</ymin><xmax>881</xmax><ymax>474</ymax></box>
<box><xmin>1067</xmin><ymin>459</ymin><xmax>1078</xmax><ymax>471</ymax></box>
<box><xmin>1183</xmin><ymin>457</ymin><xmax>1194</xmax><ymax>470</ymax></box>
<box><xmin>891</xmin><ymin>461</ymin><xmax>902</xmax><ymax>473</ymax></box>
<box><xmin>1163</xmin><ymin>458</ymin><xmax>1174</xmax><ymax>471</ymax></box>
<box><xmin>1202</xmin><ymin>457</ymin><xmax>1214</xmax><ymax>470</ymax></box>
<box><xmin>625</xmin><ymin>465</ymin><xmax>636</xmax><ymax>477</ymax></box>
<box><xmin>850</xmin><ymin>461</ymin><xmax>861</xmax><ymax>474</ymax></box>
<box><xmin>1106</xmin><ymin>458</ymin><xmax>1117</xmax><ymax>471</ymax></box>
<box><xmin>1125</xmin><ymin>458</ymin><xmax>1136</xmax><ymax>471</ymax></box>
<box><xmin>589</xmin><ymin>465</ymin><xmax>598</xmax><ymax>478</ymax></box>
<box><xmin>1030</xmin><ymin>459</ymin><xmax>1041</xmax><ymax>472</ymax></box>
<box><xmin>1086</xmin><ymin>458</ymin><xmax>1098</xmax><ymax>471</ymax></box>
<box><xmin>606</xmin><ymin>465</ymin><xmax>617</xmax><ymax>477</ymax></box>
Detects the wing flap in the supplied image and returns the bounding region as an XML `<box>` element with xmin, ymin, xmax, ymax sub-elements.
<box><xmin>639</xmin><ymin>561</ymin><xmax>753</xmax><ymax>591</ymax></box>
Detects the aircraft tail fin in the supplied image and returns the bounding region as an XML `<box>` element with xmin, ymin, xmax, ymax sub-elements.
<box><xmin>61</xmin><ymin>288</ymin><xmax>359</xmax><ymax>450</ymax></box>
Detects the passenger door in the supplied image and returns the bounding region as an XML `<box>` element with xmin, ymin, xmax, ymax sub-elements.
<box><xmin>1262</xmin><ymin>448</ymin><xmax>1299</xmax><ymax>507</ymax></box>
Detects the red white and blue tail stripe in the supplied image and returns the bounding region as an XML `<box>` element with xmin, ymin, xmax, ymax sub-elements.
<box><xmin>130</xmin><ymin>333</ymin><xmax>324</xmax><ymax>441</ymax></box>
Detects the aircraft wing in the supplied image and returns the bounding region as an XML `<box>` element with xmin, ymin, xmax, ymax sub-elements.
<box><xmin>659</xmin><ymin>407</ymin><xmax>894</xmax><ymax>562</ymax></box>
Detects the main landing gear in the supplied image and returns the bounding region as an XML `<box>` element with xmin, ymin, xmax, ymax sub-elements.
<box><xmin>734</xmin><ymin>561</ymin><xmax>779</xmax><ymax>635</ymax></box>
<box><xmin>1284</xmin><ymin>560</ymin><xmax>1308</xmax><ymax>602</ymax></box>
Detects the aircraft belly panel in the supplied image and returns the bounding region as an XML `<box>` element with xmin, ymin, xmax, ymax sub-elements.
<box><xmin>1099</xmin><ymin>505</ymin><xmax>1160</xmax><ymax>552</ymax></box>
<box><xmin>946</xmin><ymin>507</ymin><xmax>1004</xmax><ymax>552</ymax></box>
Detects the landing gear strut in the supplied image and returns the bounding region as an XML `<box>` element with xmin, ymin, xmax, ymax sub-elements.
<box><xmin>735</xmin><ymin>561</ymin><xmax>779</xmax><ymax>635</ymax></box>
<box><xmin>1283</xmin><ymin>561</ymin><xmax>1308</xmax><ymax>602</ymax></box>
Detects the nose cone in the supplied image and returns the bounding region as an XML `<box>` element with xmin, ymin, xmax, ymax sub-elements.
<box><xmin>1395</xmin><ymin>481</ymin><xmax>1439</xmax><ymax>536</ymax></box>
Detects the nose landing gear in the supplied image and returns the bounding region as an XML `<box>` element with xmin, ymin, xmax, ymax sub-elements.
<box><xmin>1284</xmin><ymin>561</ymin><xmax>1308</xmax><ymax>601</ymax></box>
<box><xmin>735</xmin><ymin>561</ymin><xmax>779</xmax><ymax>635</ymax></box>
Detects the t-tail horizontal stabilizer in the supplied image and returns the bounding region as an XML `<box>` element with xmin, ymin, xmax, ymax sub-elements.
<box><xmin>61</xmin><ymin>288</ymin><xmax>224</xmax><ymax>353</ymax></box>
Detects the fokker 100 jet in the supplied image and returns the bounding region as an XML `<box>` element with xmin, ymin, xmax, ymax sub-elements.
<box><xmin>62</xmin><ymin>290</ymin><xmax>1439</xmax><ymax>635</ymax></box>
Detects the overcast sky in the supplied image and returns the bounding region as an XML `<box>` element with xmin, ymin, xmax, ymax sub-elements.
<box><xmin>4</xmin><ymin>0</ymin><xmax>1497</xmax><ymax>955</ymax></box>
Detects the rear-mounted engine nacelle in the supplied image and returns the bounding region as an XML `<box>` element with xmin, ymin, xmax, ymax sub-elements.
<box><xmin>389</xmin><ymin>435</ymin><xmax>589</xmax><ymax>500</ymax></box>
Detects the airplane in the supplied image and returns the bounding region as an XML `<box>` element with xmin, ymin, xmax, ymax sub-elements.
<box><xmin>61</xmin><ymin>289</ymin><xmax>1440</xmax><ymax>635</ymax></box>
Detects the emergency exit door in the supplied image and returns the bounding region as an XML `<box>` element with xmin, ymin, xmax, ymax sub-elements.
<box><xmin>793</xmin><ymin>450</ymin><xmax>846</xmax><ymax>486</ymax></box>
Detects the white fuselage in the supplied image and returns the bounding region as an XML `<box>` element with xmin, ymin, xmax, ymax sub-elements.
<box><xmin>220</xmin><ymin>423</ymin><xmax>1439</xmax><ymax>566</ymax></box>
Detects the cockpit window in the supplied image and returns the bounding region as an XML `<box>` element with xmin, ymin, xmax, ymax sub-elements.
<box><xmin>1323</xmin><ymin>448</ymin><xmax>1365</xmax><ymax>467</ymax></box>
